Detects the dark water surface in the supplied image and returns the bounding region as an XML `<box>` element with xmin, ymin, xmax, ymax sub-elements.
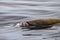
<box><xmin>0</xmin><ymin>0</ymin><xmax>60</xmax><ymax>40</ymax></box>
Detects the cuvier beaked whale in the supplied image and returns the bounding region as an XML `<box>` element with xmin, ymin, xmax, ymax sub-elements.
<box><xmin>15</xmin><ymin>18</ymin><xmax>60</xmax><ymax>29</ymax></box>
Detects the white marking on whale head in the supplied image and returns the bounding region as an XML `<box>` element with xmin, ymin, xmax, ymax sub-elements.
<box><xmin>15</xmin><ymin>21</ymin><xmax>29</xmax><ymax>28</ymax></box>
<box><xmin>15</xmin><ymin>22</ymin><xmax>22</xmax><ymax>28</ymax></box>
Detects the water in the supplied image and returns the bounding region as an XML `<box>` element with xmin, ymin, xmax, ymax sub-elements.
<box><xmin>0</xmin><ymin>0</ymin><xmax>60</xmax><ymax>40</ymax></box>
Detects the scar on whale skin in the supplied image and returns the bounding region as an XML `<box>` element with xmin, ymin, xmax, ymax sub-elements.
<box><xmin>15</xmin><ymin>18</ymin><xmax>60</xmax><ymax>30</ymax></box>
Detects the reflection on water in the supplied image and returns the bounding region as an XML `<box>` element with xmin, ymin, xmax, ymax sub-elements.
<box><xmin>0</xmin><ymin>0</ymin><xmax>60</xmax><ymax>40</ymax></box>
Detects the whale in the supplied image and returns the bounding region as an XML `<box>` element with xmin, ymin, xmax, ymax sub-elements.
<box><xmin>15</xmin><ymin>18</ymin><xmax>60</xmax><ymax>29</ymax></box>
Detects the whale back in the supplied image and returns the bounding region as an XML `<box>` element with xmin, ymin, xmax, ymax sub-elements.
<box><xmin>26</xmin><ymin>18</ymin><xmax>60</xmax><ymax>25</ymax></box>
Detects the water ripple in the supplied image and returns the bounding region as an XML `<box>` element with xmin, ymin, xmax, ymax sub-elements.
<box><xmin>0</xmin><ymin>1</ymin><xmax>60</xmax><ymax>40</ymax></box>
